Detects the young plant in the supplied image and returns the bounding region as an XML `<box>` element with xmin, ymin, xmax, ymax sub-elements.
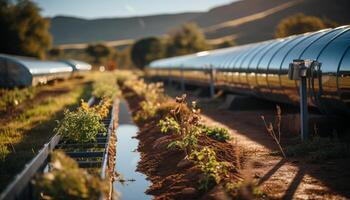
<box><xmin>159</xmin><ymin>94</ymin><xmax>202</xmax><ymax>156</ymax></box>
<box><xmin>124</xmin><ymin>78</ymin><xmax>167</xmax><ymax>122</ymax></box>
<box><xmin>158</xmin><ymin>116</ymin><xmax>180</xmax><ymax>134</ymax></box>
<box><xmin>54</xmin><ymin>104</ymin><xmax>106</xmax><ymax>143</ymax></box>
<box><xmin>134</xmin><ymin>100</ymin><xmax>158</xmax><ymax>122</ymax></box>
<box><xmin>261</xmin><ymin>105</ymin><xmax>286</xmax><ymax>158</ymax></box>
<box><xmin>92</xmin><ymin>73</ymin><xmax>120</xmax><ymax>100</ymax></box>
<box><xmin>200</xmin><ymin>125</ymin><xmax>231</xmax><ymax>142</ymax></box>
<box><xmin>0</xmin><ymin>144</ymin><xmax>10</xmax><ymax>161</ymax></box>
<box><xmin>34</xmin><ymin>151</ymin><xmax>108</xmax><ymax>199</ymax></box>
<box><xmin>189</xmin><ymin>146</ymin><xmax>230</xmax><ymax>191</ymax></box>
<box><xmin>81</xmin><ymin>98</ymin><xmax>112</xmax><ymax>119</ymax></box>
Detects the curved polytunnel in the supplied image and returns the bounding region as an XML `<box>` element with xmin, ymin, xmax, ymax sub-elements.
<box><xmin>280</xmin><ymin>29</ymin><xmax>331</xmax><ymax>104</ymax></box>
<box><xmin>148</xmin><ymin>26</ymin><xmax>350</xmax><ymax>116</ymax></box>
<box><xmin>0</xmin><ymin>54</ymin><xmax>73</xmax><ymax>88</ymax></box>
<box><xmin>316</xmin><ymin>28</ymin><xmax>350</xmax><ymax>114</ymax></box>
<box><xmin>239</xmin><ymin>41</ymin><xmax>270</xmax><ymax>91</ymax></box>
<box><xmin>62</xmin><ymin>59</ymin><xmax>92</xmax><ymax>72</ymax></box>
<box><xmin>338</xmin><ymin>47</ymin><xmax>350</xmax><ymax>113</ymax></box>
<box><xmin>267</xmin><ymin>33</ymin><xmax>312</xmax><ymax>103</ymax></box>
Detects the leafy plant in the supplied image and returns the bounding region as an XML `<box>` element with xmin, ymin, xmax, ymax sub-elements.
<box><xmin>160</xmin><ymin>95</ymin><xmax>202</xmax><ymax>156</ymax></box>
<box><xmin>168</xmin><ymin>132</ymin><xmax>200</xmax><ymax>153</ymax></box>
<box><xmin>189</xmin><ymin>147</ymin><xmax>230</xmax><ymax>191</ymax></box>
<box><xmin>125</xmin><ymin>78</ymin><xmax>167</xmax><ymax>122</ymax></box>
<box><xmin>92</xmin><ymin>73</ymin><xmax>120</xmax><ymax>99</ymax></box>
<box><xmin>81</xmin><ymin>98</ymin><xmax>112</xmax><ymax>119</ymax></box>
<box><xmin>124</xmin><ymin>79</ymin><xmax>164</xmax><ymax>101</ymax></box>
<box><xmin>34</xmin><ymin>151</ymin><xmax>108</xmax><ymax>199</ymax></box>
<box><xmin>0</xmin><ymin>87</ymin><xmax>36</xmax><ymax>111</ymax></box>
<box><xmin>134</xmin><ymin>100</ymin><xmax>158</xmax><ymax>122</ymax></box>
<box><xmin>200</xmin><ymin>125</ymin><xmax>231</xmax><ymax>142</ymax></box>
<box><xmin>158</xmin><ymin>116</ymin><xmax>180</xmax><ymax>134</ymax></box>
<box><xmin>0</xmin><ymin>144</ymin><xmax>10</xmax><ymax>161</ymax></box>
<box><xmin>54</xmin><ymin>105</ymin><xmax>106</xmax><ymax>143</ymax></box>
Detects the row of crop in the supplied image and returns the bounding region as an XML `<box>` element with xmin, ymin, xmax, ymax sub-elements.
<box><xmin>0</xmin><ymin>87</ymin><xmax>36</xmax><ymax>112</ymax></box>
<box><xmin>32</xmin><ymin>73</ymin><xmax>119</xmax><ymax>199</ymax></box>
<box><xmin>122</xmin><ymin>77</ymin><xmax>262</xmax><ymax>198</ymax></box>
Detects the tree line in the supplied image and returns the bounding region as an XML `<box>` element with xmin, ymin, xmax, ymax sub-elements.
<box><xmin>0</xmin><ymin>0</ymin><xmax>51</xmax><ymax>59</ymax></box>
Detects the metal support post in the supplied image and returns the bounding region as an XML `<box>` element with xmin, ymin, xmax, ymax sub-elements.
<box><xmin>299</xmin><ymin>75</ymin><xmax>308</xmax><ymax>141</ymax></box>
<box><xmin>180</xmin><ymin>65</ymin><xmax>185</xmax><ymax>92</ymax></box>
<box><xmin>209</xmin><ymin>65</ymin><xmax>215</xmax><ymax>98</ymax></box>
<box><xmin>168</xmin><ymin>69</ymin><xmax>172</xmax><ymax>86</ymax></box>
<box><xmin>288</xmin><ymin>59</ymin><xmax>321</xmax><ymax>142</ymax></box>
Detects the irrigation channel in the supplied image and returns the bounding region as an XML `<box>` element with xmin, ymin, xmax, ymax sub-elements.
<box><xmin>0</xmin><ymin>97</ymin><xmax>117</xmax><ymax>200</ymax></box>
<box><xmin>114</xmin><ymin>100</ymin><xmax>151</xmax><ymax>199</ymax></box>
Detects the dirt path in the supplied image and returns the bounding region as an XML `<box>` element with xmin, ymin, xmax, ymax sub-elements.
<box><xmin>197</xmin><ymin>98</ymin><xmax>350</xmax><ymax>200</ymax></box>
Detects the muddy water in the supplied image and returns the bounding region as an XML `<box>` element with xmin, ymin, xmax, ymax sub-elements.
<box><xmin>113</xmin><ymin>100</ymin><xmax>151</xmax><ymax>200</ymax></box>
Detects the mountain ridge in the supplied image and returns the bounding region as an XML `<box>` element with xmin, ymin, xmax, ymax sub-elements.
<box><xmin>50</xmin><ymin>0</ymin><xmax>350</xmax><ymax>46</ymax></box>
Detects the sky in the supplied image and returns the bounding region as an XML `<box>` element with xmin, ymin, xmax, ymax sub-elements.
<box><xmin>32</xmin><ymin>0</ymin><xmax>236</xmax><ymax>19</ymax></box>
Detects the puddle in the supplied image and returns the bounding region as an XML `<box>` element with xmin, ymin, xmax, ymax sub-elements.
<box><xmin>113</xmin><ymin>101</ymin><xmax>151</xmax><ymax>200</ymax></box>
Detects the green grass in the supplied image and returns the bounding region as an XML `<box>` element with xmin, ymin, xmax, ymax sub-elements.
<box><xmin>0</xmin><ymin>79</ymin><xmax>92</xmax><ymax>190</ymax></box>
<box><xmin>0</xmin><ymin>87</ymin><xmax>36</xmax><ymax>112</ymax></box>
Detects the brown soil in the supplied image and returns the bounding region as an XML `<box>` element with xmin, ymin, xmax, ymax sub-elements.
<box><xmin>122</xmin><ymin>87</ymin><xmax>242</xmax><ymax>200</ymax></box>
<box><xmin>182</xmin><ymin>93</ymin><xmax>350</xmax><ymax>200</ymax></box>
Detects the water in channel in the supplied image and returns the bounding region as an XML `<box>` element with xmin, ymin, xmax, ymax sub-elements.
<box><xmin>113</xmin><ymin>100</ymin><xmax>151</xmax><ymax>200</ymax></box>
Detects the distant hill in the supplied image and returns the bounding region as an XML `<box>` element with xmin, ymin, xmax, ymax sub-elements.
<box><xmin>50</xmin><ymin>13</ymin><xmax>202</xmax><ymax>45</ymax></box>
<box><xmin>197</xmin><ymin>0</ymin><xmax>350</xmax><ymax>44</ymax></box>
<box><xmin>50</xmin><ymin>0</ymin><xmax>350</xmax><ymax>47</ymax></box>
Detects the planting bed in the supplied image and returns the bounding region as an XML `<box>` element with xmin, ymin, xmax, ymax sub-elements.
<box><xmin>0</xmin><ymin>97</ymin><xmax>119</xmax><ymax>200</ymax></box>
<box><xmin>0</xmin><ymin>78</ymin><xmax>93</xmax><ymax>190</ymax></box>
<box><xmin>1</xmin><ymin>73</ymin><xmax>121</xmax><ymax>200</ymax></box>
<box><xmin>119</xmin><ymin>82</ymin><xmax>246</xmax><ymax>200</ymax></box>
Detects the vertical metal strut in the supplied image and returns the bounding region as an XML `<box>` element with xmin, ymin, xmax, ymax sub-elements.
<box><xmin>289</xmin><ymin>59</ymin><xmax>321</xmax><ymax>141</ymax></box>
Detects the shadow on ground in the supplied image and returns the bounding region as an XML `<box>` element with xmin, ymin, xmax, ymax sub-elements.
<box><xmin>165</xmin><ymin>84</ymin><xmax>350</xmax><ymax>199</ymax></box>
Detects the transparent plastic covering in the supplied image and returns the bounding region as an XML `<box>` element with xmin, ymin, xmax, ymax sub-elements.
<box><xmin>148</xmin><ymin>26</ymin><xmax>350</xmax><ymax>115</ymax></box>
<box><xmin>1</xmin><ymin>54</ymin><xmax>72</xmax><ymax>75</ymax></box>
<box><xmin>0</xmin><ymin>54</ymin><xmax>73</xmax><ymax>88</ymax></box>
<box><xmin>62</xmin><ymin>59</ymin><xmax>92</xmax><ymax>71</ymax></box>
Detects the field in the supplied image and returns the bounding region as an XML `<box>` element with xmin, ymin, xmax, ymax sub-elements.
<box><xmin>0</xmin><ymin>78</ymin><xmax>93</xmax><ymax>189</ymax></box>
<box><xmin>0</xmin><ymin>71</ymin><xmax>349</xmax><ymax>200</ymax></box>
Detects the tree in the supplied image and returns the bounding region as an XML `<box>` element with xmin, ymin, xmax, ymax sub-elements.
<box><xmin>275</xmin><ymin>13</ymin><xmax>327</xmax><ymax>38</ymax></box>
<box><xmin>131</xmin><ymin>37</ymin><xmax>165</xmax><ymax>70</ymax></box>
<box><xmin>48</xmin><ymin>47</ymin><xmax>64</xmax><ymax>58</ymax></box>
<box><xmin>215</xmin><ymin>39</ymin><xmax>236</xmax><ymax>49</ymax></box>
<box><xmin>85</xmin><ymin>43</ymin><xmax>114</xmax><ymax>65</ymax></box>
<box><xmin>0</xmin><ymin>0</ymin><xmax>52</xmax><ymax>59</ymax></box>
<box><xmin>167</xmin><ymin>23</ymin><xmax>210</xmax><ymax>57</ymax></box>
<box><xmin>116</xmin><ymin>47</ymin><xmax>135</xmax><ymax>69</ymax></box>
